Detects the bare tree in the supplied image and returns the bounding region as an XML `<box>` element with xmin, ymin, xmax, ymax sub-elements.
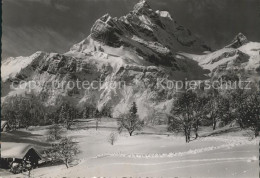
<box><xmin>168</xmin><ymin>91</ymin><xmax>198</xmax><ymax>143</ymax></box>
<box><xmin>192</xmin><ymin>94</ymin><xmax>208</xmax><ymax>139</ymax></box>
<box><xmin>205</xmin><ymin>89</ymin><xmax>220</xmax><ymax>130</ymax></box>
<box><xmin>94</xmin><ymin>109</ymin><xmax>101</xmax><ymax>130</ymax></box>
<box><xmin>230</xmin><ymin>86</ymin><xmax>253</xmax><ymax>129</ymax></box>
<box><xmin>117</xmin><ymin>102</ymin><xmax>144</xmax><ymax>136</ymax></box>
<box><xmin>107</xmin><ymin>132</ymin><xmax>118</xmax><ymax>145</ymax></box>
<box><xmin>46</xmin><ymin>137</ymin><xmax>79</xmax><ymax>168</ymax></box>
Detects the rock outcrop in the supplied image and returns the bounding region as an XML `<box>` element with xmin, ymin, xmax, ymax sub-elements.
<box><xmin>225</xmin><ymin>33</ymin><xmax>249</xmax><ymax>49</ymax></box>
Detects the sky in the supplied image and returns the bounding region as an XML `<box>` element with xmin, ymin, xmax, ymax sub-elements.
<box><xmin>2</xmin><ymin>0</ymin><xmax>260</xmax><ymax>59</ymax></box>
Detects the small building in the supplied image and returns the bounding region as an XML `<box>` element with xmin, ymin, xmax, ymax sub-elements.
<box><xmin>1</xmin><ymin>121</ymin><xmax>11</xmax><ymax>132</ymax></box>
<box><xmin>1</xmin><ymin>142</ymin><xmax>42</xmax><ymax>172</ymax></box>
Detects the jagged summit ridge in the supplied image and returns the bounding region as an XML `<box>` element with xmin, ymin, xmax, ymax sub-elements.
<box><xmin>73</xmin><ymin>0</ymin><xmax>210</xmax><ymax>63</ymax></box>
<box><xmin>133</xmin><ymin>0</ymin><xmax>151</xmax><ymax>14</ymax></box>
<box><xmin>225</xmin><ymin>32</ymin><xmax>249</xmax><ymax>48</ymax></box>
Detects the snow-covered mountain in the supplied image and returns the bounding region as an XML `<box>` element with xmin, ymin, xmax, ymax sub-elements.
<box><xmin>69</xmin><ymin>0</ymin><xmax>210</xmax><ymax>58</ymax></box>
<box><xmin>1</xmin><ymin>0</ymin><xmax>259</xmax><ymax>121</ymax></box>
<box><xmin>182</xmin><ymin>33</ymin><xmax>260</xmax><ymax>80</ymax></box>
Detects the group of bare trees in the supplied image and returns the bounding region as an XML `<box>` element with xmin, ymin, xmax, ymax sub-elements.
<box><xmin>231</xmin><ymin>87</ymin><xmax>260</xmax><ymax>137</ymax></box>
<box><xmin>168</xmin><ymin>90</ymin><xmax>207</xmax><ymax>143</ymax></box>
<box><xmin>1</xmin><ymin>92</ymin><xmax>113</xmax><ymax>131</ymax></box>
<box><xmin>1</xmin><ymin>94</ymin><xmax>46</xmax><ymax>130</ymax></box>
<box><xmin>168</xmin><ymin>85</ymin><xmax>260</xmax><ymax>142</ymax></box>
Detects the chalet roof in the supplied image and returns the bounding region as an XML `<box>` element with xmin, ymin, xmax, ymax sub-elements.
<box><xmin>1</xmin><ymin>142</ymin><xmax>42</xmax><ymax>160</ymax></box>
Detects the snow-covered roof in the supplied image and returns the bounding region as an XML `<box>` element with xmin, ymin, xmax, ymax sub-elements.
<box><xmin>1</xmin><ymin>142</ymin><xmax>42</xmax><ymax>160</ymax></box>
<box><xmin>1</xmin><ymin>121</ymin><xmax>8</xmax><ymax>130</ymax></box>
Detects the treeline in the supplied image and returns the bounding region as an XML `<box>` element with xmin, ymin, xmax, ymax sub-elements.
<box><xmin>1</xmin><ymin>94</ymin><xmax>46</xmax><ymax>129</ymax></box>
<box><xmin>1</xmin><ymin>94</ymin><xmax>112</xmax><ymax>130</ymax></box>
<box><xmin>168</xmin><ymin>85</ymin><xmax>260</xmax><ymax>142</ymax></box>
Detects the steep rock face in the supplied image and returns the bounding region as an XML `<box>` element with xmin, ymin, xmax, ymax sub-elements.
<box><xmin>1</xmin><ymin>50</ymin><xmax>181</xmax><ymax>120</ymax></box>
<box><xmin>72</xmin><ymin>0</ymin><xmax>210</xmax><ymax>65</ymax></box>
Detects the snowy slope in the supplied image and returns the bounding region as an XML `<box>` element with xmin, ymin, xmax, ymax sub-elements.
<box><xmin>181</xmin><ymin>37</ymin><xmax>260</xmax><ymax>79</ymax></box>
<box><xmin>1</xmin><ymin>52</ymin><xmax>48</xmax><ymax>82</ymax></box>
<box><xmin>1</xmin><ymin>123</ymin><xmax>258</xmax><ymax>178</ymax></box>
<box><xmin>238</xmin><ymin>42</ymin><xmax>260</xmax><ymax>71</ymax></box>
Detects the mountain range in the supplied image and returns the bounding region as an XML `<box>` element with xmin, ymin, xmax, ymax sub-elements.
<box><xmin>1</xmin><ymin>0</ymin><xmax>260</xmax><ymax>121</ymax></box>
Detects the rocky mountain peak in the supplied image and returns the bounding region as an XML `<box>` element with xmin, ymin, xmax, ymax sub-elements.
<box><xmin>234</xmin><ymin>33</ymin><xmax>248</xmax><ymax>42</ymax></box>
<box><xmin>225</xmin><ymin>32</ymin><xmax>249</xmax><ymax>48</ymax></box>
<box><xmin>133</xmin><ymin>0</ymin><xmax>152</xmax><ymax>14</ymax></box>
<box><xmin>77</xmin><ymin>0</ymin><xmax>210</xmax><ymax>63</ymax></box>
<box><xmin>99</xmin><ymin>13</ymin><xmax>111</xmax><ymax>22</ymax></box>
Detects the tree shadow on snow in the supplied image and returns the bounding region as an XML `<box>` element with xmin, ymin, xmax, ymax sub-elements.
<box><xmin>1</xmin><ymin>130</ymin><xmax>50</xmax><ymax>147</ymax></box>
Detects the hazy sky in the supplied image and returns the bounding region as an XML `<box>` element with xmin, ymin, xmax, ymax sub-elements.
<box><xmin>2</xmin><ymin>0</ymin><xmax>260</xmax><ymax>59</ymax></box>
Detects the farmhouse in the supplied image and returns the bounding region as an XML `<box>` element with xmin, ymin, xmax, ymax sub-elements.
<box><xmin>1</xmin><ymin>142</ymin><xmax>42</xmax><ymax>170</ymax></box>
<box><xmin>1</xmin><ymin>121</ymin><xmax>11</xmax><ymax>132</ymax></box>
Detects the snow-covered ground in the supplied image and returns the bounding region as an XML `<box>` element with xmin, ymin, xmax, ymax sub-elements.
<box><xmin>1</xmin><ymin>119</ymin><xmax>259</xmax><ymax>178</ymax></box>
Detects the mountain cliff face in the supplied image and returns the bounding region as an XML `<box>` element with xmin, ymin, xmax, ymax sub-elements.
<box><xmin>1</xmin><ymin>0</ymin><xmax>259</xmax><ymax>121</ymax></box>
<box><xmin>71</xmin><ymin>0</ymin><xmax>210</xmax><ymax>58</ymax></box>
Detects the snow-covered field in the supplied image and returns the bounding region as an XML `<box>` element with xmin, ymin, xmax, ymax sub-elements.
<box><xmin>1</xmin><ymin>119</ymin><xmax>259</xmax><ymax>178</ymax></box>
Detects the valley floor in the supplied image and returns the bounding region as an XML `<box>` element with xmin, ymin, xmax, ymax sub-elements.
<box><xmin>1</xmin><ymin>118</ymin><xmax>259</xmax><ymax>178</ymax></box>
